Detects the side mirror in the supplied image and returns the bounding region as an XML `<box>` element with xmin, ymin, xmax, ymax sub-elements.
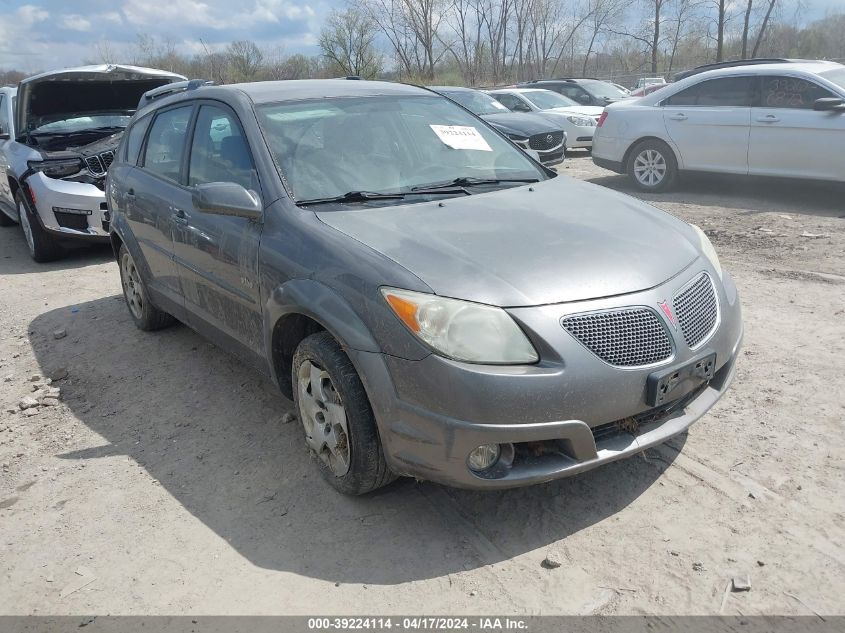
<box><xmin>813</xmin><ymin>97</ymin><xmax>845</xmax><ymax>111</ymax></box>
<box><xmin>192</xmin><ymin>182</ymin><xmax>262</xmax><ymax>220</ymax></box>
<box><xmin>0</xmin><ymin>124</ymin><xmax>9</xmax><ymax>140</ymax></box>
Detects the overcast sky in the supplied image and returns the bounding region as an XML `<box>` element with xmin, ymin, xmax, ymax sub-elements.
<box><xmin>0</xmin><ymin>0</ymin><xmax>841</xmax><ymax>72</ymax></box>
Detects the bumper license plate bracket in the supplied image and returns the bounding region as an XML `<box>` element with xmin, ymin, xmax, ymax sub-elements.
<box><xmin>647</xmin><ymin>351</ymin><xmax>716</xmax><ymax>407</ymax></box>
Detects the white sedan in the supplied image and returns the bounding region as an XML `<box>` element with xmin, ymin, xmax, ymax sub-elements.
<box><xmin>487</xmin><ymin>88</ymin><xmax>602</xmax><ymax>149</ymax></box>
<box><xmin>592</xmin><ymin>59</ymin><xmax>845</xmax><ymax>191</ymax></box>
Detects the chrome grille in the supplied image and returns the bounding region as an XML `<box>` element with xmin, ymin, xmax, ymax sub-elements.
<box><xmin>84</xmin><ymin>151</ymin><xmax>115</xmax><ymax>177</ymax></box>
<box><xmin>673</xmin><ymin>273</ymin><xmax>719</xmax><ymax>348</ymax></box>
<box><xmin>562</xmin><ymin>308</ymin><xmax>673</xmax><ymax>367</ymax></box>
<box><xmin>85</xmin><ymin>156</ymin><xmax>104</xmax><ymax>174</ymax></box>
<box><xmin>529</xmin><ymin>131</ymin><xmax>564</xmax><ymax>151</ymax></box>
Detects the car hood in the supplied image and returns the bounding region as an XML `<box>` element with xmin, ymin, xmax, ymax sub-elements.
<box><xmin>15</xmin><ymin>64</ymin><xmax>186</xmax><ymax>133</ymax></box>
<box><xmin>316</xmin><ymin>176</ymin><xmax>700</xmax><ymax>307</ymax></box>
<box><xmin>480</xmin><ymin>112</ymin><xmax>563</xmax><ymax>136</ymax></box>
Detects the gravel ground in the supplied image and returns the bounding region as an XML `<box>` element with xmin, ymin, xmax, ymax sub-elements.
<box><xmin>1</xmin><ymin>154</ymin><xmax>843</xmax><ymax>615</ymax></box>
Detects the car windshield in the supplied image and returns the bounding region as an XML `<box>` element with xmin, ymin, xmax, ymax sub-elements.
<box><xmin>441</xmin><ymin>90</ymin><xmax>510</xmax><ymax>116</ymax></box>
<box><xmin>522</xmin><ymin>91</ymin><xmax>579</xmax><ymax>110</ymax></box>
<box><xmin>33</xmin><ymin>114</ymin><xmax>131</xmax><ymax>134</ymax></box>
<box><xmin>820</xmin><ymin>68</ymin><xmax>845</xmax><ymax>91</ymax></box>
<box><xmin>582</xmin><ymin>80</ymin><xmax>629</xmax><ymax>99</ymax></box>
<box><xmin>256</xmin><ymin>95</ymin><xmax>546</xmax><ymax>204</ymax></box>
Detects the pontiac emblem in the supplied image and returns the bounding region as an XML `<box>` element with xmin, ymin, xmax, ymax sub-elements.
<box><xmin>658</xmin><ymin>300</ymin><xmax>677</xmax><ymax>329</ymax></box>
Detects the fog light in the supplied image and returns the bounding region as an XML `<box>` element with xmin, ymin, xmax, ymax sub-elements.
<box><xmin>467</xmin><ymin>444</ymin><xmax>500</xmax><ymax>472</ymax></box>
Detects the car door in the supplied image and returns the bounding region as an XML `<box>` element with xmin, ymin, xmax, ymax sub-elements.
<box><xmin>749</xmin><ymin>74</ymin><xmax>845</xmax><ymax>181</ymax></box>
<box><xmin>661</xmin><ymin>76</ymin><xmax>754</xmax><ymax>174</ymax></box>
<box><xmin>127</xmin><ymin>104</ymin><xmax>195</xmax><ymax>303</ymax></box>
<box><xmin>0</xmin><ymin>93</ymin><xmax>15</xmax><ymax>216</ymax></box>
<box><xmin>172</xmin><ymin>102</ymin><xmax>264</xmax><ymax>362</ymax></box>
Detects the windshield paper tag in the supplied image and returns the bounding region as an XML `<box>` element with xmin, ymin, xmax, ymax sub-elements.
<box><xmin>430</xmin><ymin>125</ymin><xmax>492</xmax><ymax>151</ymax></box>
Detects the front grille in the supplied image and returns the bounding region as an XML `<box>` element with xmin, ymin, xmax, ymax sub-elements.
<box><xmin>84</xmin><ymin>151</ymin><xmax>115</xmax><ymax>177</ymax></box>
<box><xmin>562</xmin><ymin>308</ymin><xmax>673</xmax><ymax>367</ymax></box>
<box><xmin>529</xmin><ymin>131</ymin><xmax>564</xmax><ymax>150</ymax></box>
<box><xmin>54</xmin><ymin>211</ymin><xmax>90</xmax><ymax>231</ymax></box>
<box><xmin>539</xmin><ymin>150</ymin><xmax>564</xmax><ymax>164</ymax></box>
<box><xmin>85</xmin><ymin>156</ymin><xmax>104</xmax><ymax>174</ymax></box>
<box><xmin>673</xmin><ymin>273</ymin><xmax>718</xmax><ymax>348</ymax></box>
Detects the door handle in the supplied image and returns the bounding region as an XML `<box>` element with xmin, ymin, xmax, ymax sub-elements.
<box><xmin>171</xmin><ymin>207</ymin><xmax>188</xmax><ymax>224</ymax></box>
<box><xmin>669</xmin><ymin>113</ymin><xmax>688</xmax><ymax>121</ymax></box>
<box><xmin>756</xmin><ymin>115</ymin><xmax>780</xmax><ymax>123</ymax></box>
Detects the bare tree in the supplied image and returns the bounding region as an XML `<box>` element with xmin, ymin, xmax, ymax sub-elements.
<box><xmin>751</xmin><ymin>0</ymin><xmax>777</xmax><ymax>57</ymax></box>
<box><xmin>96</xmin><ymin>38</ymin><xmax>117</xmax><ymax>64</ymax></box>
<box><xmin>442</xmin><ymin>0</ymin><xmax>486</xmax><ymax>85</ymax></box>
<box><xmin>714</xmin><ymin>0</ymin><xmax>727</xmax><ymax>61</ymax></box>
<box><xmin>741</xmin><ymin>0</ymin><xmax>754</xmax><ymax>58</ymax></box>
<box><xmin>227</xmin><ymin>40</ymin><xmax>264</xmax><ymax>82</ymax></box>
<box><xmin>319</xmin><ymin>8</ymin><xmax>383</xmax><ymax>78</ymax></box>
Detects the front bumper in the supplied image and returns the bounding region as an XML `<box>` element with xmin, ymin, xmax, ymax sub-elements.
<box><xmin>26</xmin><ymin>172</ymin><xmax>110</xmax><ymax>241</ymax></box>
<box><xmin>354</xmin><ymin>263</ymin><xmax>743</xmax><ymax>489</ymax></box>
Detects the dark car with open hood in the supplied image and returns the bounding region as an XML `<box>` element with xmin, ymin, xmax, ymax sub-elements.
<box><xmin>107</xmin><ymin>78</ymin><xmax>742</xmax><ymax>495</ymax></box>
<box><xmin>0</xmin><ymin>65</ymin><xmax>185</xmax><ymax>261</ymax></box>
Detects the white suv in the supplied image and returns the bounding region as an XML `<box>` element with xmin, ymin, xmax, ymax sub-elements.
<box><xmin>592</xmin><ymin>60</ymin><xmax>845</xmax><ymax>191</ymax></box>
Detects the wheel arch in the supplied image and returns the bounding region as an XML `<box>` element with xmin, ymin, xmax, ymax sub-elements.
<box><xmin>623</xmin><ymin>135</ymin><xmax>682</xmax><ymax>172</ymax></box>
<box><xmin>266</xmin><ymin>279</ymin><xmax>382</xmax><ymax>398</ymax></box>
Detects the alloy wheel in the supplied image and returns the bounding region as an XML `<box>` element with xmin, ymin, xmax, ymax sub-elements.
<box><xmin>633</xmin><ymin>149</ymin><xmax>667</xmax><ymax>187</ymax></box>
<box><xmin>121</xmin><ymin>252</ymin><xmax>145</xmax><ymax>320</ymax></box>
<box><xmin>18</xmin><ymin>201</ymin><xmax>35</xmax><ymax>255</ymax></box>
<box><xmin>297</xmin><ymin>359</ymin><xmax>351</xmax><ymax>477</ymax></box>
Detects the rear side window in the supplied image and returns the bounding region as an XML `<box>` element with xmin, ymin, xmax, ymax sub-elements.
<box><xmin>124</xmin><ymin>114</ymin><xmax>152</xmax><ymax>165</ymax></box>
<box><xmin>188</xmin><ymin>105</ymin><xmax>258</xmax><ymax>191</ymax></box>
<box><xmin>142</xmin><ymin>106</ymin><xmax>193</xmax><ymax>183</ymax></box>
<box><xmin>760</xmin><ymin>76</ymin><xmax>836</xmax><ymax>109</ymax></box>
<box><xmin>665</xmin><ymin>77</ymin><xmax>754</xmax><ymax>107</ymax></box>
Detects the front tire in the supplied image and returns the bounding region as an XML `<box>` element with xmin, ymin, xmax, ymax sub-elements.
<box><xmin>292</xmin><ymin>331</ymin><xmax>395</xmax><ymax>495</ymax></box>
<box><xmin>118</xmin><ymin>245</ymin><xmax>175</xmax><ymax>331</ymax></box>
<box><xmin>627</xmin><ymin>139</ymin><xmax>678</xmax><ymax>192</ymax></box>
<box><xmin>16</xmin><ymin>192</ymin><xmax>63</xmax><ymax>262</ymax></box>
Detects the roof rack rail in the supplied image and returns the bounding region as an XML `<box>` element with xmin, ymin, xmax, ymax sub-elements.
<box><xmin>673</xmin><ymin>58</ymin><xmax>796</xmax><ymax>81</ymax></box>
<box><xmin>137</xmin><ymin>79</ymin><xmax>213</xmax><ymax>109</ymax></box>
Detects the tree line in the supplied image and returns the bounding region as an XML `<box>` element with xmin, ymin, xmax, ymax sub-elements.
<box><xmin>1</xmin><ymin>1</ymin><xmax>843</xmax><ymax>89</ymax></box>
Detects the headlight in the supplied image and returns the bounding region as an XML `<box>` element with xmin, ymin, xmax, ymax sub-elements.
<box><xmin>690</xmin><ymin>224</ymin><xmax>722</xmax><ymax>279</ymax></box>
<box><xmin>506</xmin><ymin>133</ymin><xmax>529</xmax><ymax>148</ymax></box>
<box><xmin>28</xmin><ymin>158</ymin><xmax>83</xmax><ymax>179</ymax></box>
<box><xmin>381</xmin><ymin>288</ymin><xmax>539</xmax><ymax>364</ymax></box>
<box><xmin>566</xmin><ymin>115</ymin><xmax>594</xmax><ymax>127</ymax></box>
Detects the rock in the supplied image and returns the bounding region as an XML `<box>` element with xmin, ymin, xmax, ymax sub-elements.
<box><xmin>3</xmin><ymin>375</ymin><xmax>12</xmax><ymax>383</ymax></box>
<box><xmin>48</xmin><ymin>368</ymin><xmax>68</xmax><ymax>381</ymax></box>
<box><xmin>469</xmin><ymin>590</ymin><xmax>477</xmax><ymax>597</ymax></box>
<box><xmin>692</xmin><ymin>561</ymin><xmax>704</xmax><ymax>572</ymax></box>
<box><xmin>748</xmin><ymin>492</ymin><xmax>756</xmax><ymax>499</ymax></box>
<box><xmin>41</xmin><ymin>397</ymin><xmax>60</xmax><ymax>407</ymax></box>
<box><xmin>45</xmin><ymin>387</ymin><xmax>61</xmax><ymax>398</ymax></box>
<box><xmin>52</xmin><ymin>328</ymin><xmax>67</xmax><ymax>340</ymax></box>
<box><xmin>732</xmin><ymin>575</ymin><xmax>751</xmax><ymax>592</ymax></box>
<box><xmin>670</xmin><ymin>551</ymin><xmax>680</xmax><ymax>557</ymax></box>
<box><xmin>30</xmin><ymin>374</ymin><xmax>41</xmax><ymax>382</ymax></box>
<box><xmin>23</xmin><ymin>408</ymin><xmax>40</xmax><ymax>417</ymax></box>
<box><xmin>281</xmin><ymin>412</ymin><xmax>296</xmax><ymax>424</ymax></box>
<box><xmin>541</xmin><ymin>556</ymin><xmax>562</xmax><ymax>569</ymax></box>
<box><xmin>757</xmin><ymin>560</ymin><xmax>765</xmax><ymax>567</ymax></box>
<box><xmin>800</xmin><ymin>231</ymin><xmax>829</xmax><ymax>239</ymax></box>
<box><xmin>19</xmin><ymin>396</ymin><xmax>39</xmax><ymax>410</ymax></box>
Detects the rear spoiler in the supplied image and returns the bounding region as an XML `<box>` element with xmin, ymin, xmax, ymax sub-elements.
<box><xmin>137</xmin><ymin>79</ymin><xmax>213</xmax><ymax>109</ymax></box>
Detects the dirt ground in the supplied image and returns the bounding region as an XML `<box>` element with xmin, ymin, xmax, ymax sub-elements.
<box><xmin>1</xmin><ymin>154</ymin><xmax>844</xmax><ymax>616</ymax></box>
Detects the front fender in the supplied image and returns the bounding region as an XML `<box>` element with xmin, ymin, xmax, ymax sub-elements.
<box><xmin>264</xmin><ymin>278</ymin><xmax>382</xmax><ymax>384</ymax></box>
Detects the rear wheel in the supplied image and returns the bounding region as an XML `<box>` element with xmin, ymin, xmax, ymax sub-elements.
<box><xmin>627</xmin><ymin>139</ymin><xmax>678</xmax><ymax>192</ymax></box>
<box><xmin>16</xmin><ymin>192</ymin><xmax>63</xmax><ymax>262</ymax></box>
<box><xmin>292</xmin><ymin>331</ymin><xmax>395</xmax><ymax>495</ymax></box>
<box><xmin>118</xmin><ymin>245</ymin><xmax>175</xmax><ymax>331</ymax></box>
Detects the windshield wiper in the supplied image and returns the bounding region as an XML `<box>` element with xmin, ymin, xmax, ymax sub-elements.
<box><xmin>411</xmin><ymin>176</ymin><xmax>539</xmax><ymax>192</ymax></box>
<box><xmin>297</xmin><ymin>190</ymin><xmax>407</xmax><ymax>206</ymax></box>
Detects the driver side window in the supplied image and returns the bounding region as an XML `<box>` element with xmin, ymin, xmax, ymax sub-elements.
<box><xmin>494</xmin><ymin>93</ymin><xmax>521</xmax><ymax>111</ymax></box>
<box><xmin>188</xmin><ymin>105</ymin><xmax>258</xmax><ymax>192</ymax></box>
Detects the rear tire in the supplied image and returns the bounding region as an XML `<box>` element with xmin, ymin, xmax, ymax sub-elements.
<box><xmin>118</xmin><ymin>245</ymin><xmax>175</xmax><ymax>331</ymax></box>
<box><xmin>16</xmin><ymin>192</ymin><xmax>63</xmax><ymax>262</ymax></box>
<box><xmin>292</xmin><ymin>331</ymin><xmax>395</xmax><ymax>495</ymax></box>
<box><xmin>627</xmin><ymin>139</ymin><xmax>678</xmax><ymax>192</ymax></box>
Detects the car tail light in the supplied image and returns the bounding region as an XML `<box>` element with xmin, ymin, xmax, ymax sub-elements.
<box><xmin>596</xmin><ymin>111</ymin><xmax>608</xmax><ymax>127</ymax></box>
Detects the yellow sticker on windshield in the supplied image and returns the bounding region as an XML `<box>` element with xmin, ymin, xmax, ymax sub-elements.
<box><xmin>430</xmin><ymin>125</ymin><xmax>492</xmax><ymax>151</ymax></box>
